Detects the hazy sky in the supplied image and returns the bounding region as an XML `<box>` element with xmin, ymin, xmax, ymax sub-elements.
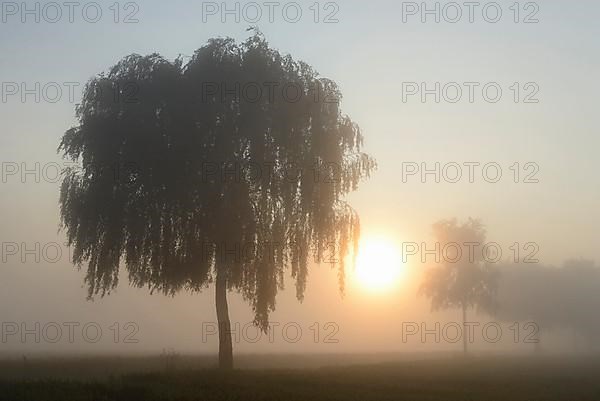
<box><xmin>0</xmin><ymin>0</ymin><xmax>599</xmax><ymax>354</ymax></box>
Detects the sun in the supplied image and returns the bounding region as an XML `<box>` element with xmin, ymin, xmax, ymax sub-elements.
<box><xmin>353</xmin><ymin>236</ymin><xmax>404</xmax><ymax>291</ymax></box>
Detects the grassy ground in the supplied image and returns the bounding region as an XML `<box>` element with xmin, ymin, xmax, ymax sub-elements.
<box><xmin>1</xmin><ymin>355</ymin><xmax>600</xmax><ymax>401</ymax></box>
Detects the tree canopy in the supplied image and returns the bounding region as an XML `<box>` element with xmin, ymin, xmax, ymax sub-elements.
<box><xmin>495</xmin><ymin>259</ymin><xmax>600</xmax><ymax>348</ymax></box>
<box><xmin>419</xmin><ymin>218</ymin><xmax>497</xmax><ymax>315</ymax></box>
<box><xmin>59</xmin><ymin>32</ymin><xmax>375</xmax><ymax>331</ymax></box>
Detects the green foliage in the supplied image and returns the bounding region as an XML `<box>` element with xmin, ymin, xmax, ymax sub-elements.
<box><xmin>58</xmin><ymin>32</ymin><xmax>375</xmax><ymax>330</ymax></box>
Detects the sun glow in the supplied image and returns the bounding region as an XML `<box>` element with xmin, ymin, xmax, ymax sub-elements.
<box><xmin>353</xmin><ymin>236</ymin><xmax>404</xmax><ymax>291</ymax></box>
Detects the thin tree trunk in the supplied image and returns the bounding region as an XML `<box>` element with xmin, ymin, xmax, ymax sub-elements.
<box><xmin>216</xmin><ymin>271</ymin><xmax>233</xmax><ymax>370</ymax></box>
<box><xmin>462</xmin><ymin>303</ymin><xmax>467</xmax><ymax>355</ymax></box>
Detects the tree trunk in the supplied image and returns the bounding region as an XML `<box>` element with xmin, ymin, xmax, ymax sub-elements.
<box><xmin>216</xmin><ymin>271</ymin><xmax>233</xmax><ymax>370</ymax></box>
<box><xmin>462</xmin><ymin>304</ymin><xmax>468</xmax><ymax>355</ymax></box>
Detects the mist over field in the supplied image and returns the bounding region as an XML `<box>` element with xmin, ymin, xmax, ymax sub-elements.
<box><xmin>1</xmin><ymin>0</ymin><xmax>599</xmax><ymax>400</ymax></box>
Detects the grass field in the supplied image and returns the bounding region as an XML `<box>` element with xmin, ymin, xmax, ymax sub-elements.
<box><xmin>1</xmin><ymin>355</ymin><xmax>600</xmax><ymax>401</ymax></box>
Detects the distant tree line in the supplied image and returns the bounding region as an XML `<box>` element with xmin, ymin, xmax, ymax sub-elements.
<box><xmin>420</xmin><ymin>218</ymin><xmax>600</xmax><ymax>353</ymax></box>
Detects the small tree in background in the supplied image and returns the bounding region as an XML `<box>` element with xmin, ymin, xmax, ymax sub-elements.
<box><xmin>58</xmin><ymin>32</ymin><xmax>375</xmax><ymax>369</ymax></box>
<box><xmin>419</xmin><ymin>218</ymin><xmax>497</xmax><ymax>354</ymax></box>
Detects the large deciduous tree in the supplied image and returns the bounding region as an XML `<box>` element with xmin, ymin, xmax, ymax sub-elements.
<box><xmin>58</xmin><ymin>33</ymin><xmax>375</xmax><ymax>369</ymax></box>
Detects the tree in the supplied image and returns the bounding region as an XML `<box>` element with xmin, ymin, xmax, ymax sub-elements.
<box><xmin>58</xmin><ymin>32</ymin><xmax>375</xmax><ymax>369</ymax></box>
<box><xmin>418</xmin><ymin>218</ymin><xmax>497</xmax><ymax>354</ymax></box>
<box><xmin>558</xmin><ymin>259</ymin><xmax>600</xmax><ymax>350</ymax></box>
<box><xmin>495</xmin><ymin>260</ymin><xmax>600</xmax><ymax>353</ymax></box>
<box><xmin>494</xmin><ymin>263</ymin><xmax>557</xmax><ymax>353</ymax></box>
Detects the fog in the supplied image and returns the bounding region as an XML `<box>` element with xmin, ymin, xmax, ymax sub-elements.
<box><xmin>1</xmin><ymin>0</ymin><xmax>599</xmax><ymax>367</ymax></box>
